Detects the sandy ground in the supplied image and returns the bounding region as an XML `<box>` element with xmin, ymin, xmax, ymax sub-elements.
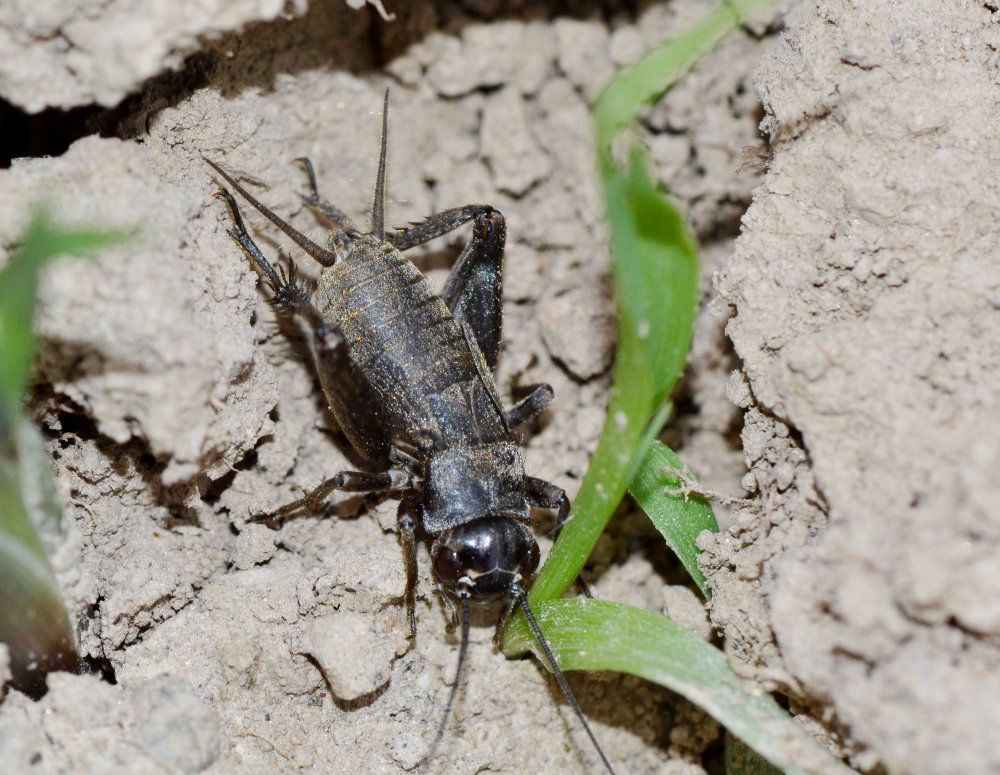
<box><xmin>0</xmin><ymin>1</ymin><xmax>997</xmax><ymax>774</ymax></box>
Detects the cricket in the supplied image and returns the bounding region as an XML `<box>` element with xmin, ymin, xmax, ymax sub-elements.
<box><xmin>205</xmin><ymin>91</ymin><xmax>615</xmax><ymax>774</ymax></box>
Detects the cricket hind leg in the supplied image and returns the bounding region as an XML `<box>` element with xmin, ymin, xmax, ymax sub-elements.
<box><xmin>216</xmin><ymin>186</ymin><xmax>350</xmax><ymax>367</ymax></box>
<box><xmin>388</xmin><ymin>205</ymin><xmax>506</xmax><ymax>369</ymax></box>
<box><xmin>216</xmin><ymin>188</ymin><xmax>316</xmax><ymax>322</ymax></box>
<box><xmin>206</xmin><ymin>156</ymin><xmax>339</xmax><ymax>267</ymax></box>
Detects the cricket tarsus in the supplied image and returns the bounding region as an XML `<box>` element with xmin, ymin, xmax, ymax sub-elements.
<box><xmin>518</xmin><ymin>591</ymin><xmax>616</xmax><ymax>775</ymax></box>
<box><xmin>215</xmin><ymin>188</ymin><xmax>317</xmax><ymax>322</ymax></box>
<box><xmin>294</xmin><ymin>157</ymin><xmax>355</xmax><ymax>231</ymax></box>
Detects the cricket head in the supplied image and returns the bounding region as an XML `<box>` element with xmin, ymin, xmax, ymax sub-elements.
<box><xmin>431</xmin><ymin>516</ymin><xmax>539</xmax><ymax>603</ymax></box>
<box><xmin>423</xmin><ymin>442</ymin><xmax>538</xmax><ymax>603</ymax></box>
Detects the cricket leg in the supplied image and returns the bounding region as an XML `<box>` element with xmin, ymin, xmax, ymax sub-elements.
<box><xmin>389</xmin><ymin>206</ymin><xmax>507</xmax><ymax>369</ymax></box>
<box><xmin>216</xmin><ymin>187</ymin><xmax>318</xmax><ymax>318</ymax></box>
<box><xmin>248</xmin><ymin>469</ymin><xmax>411</xmax><ymax>523</ymax></box>
<box><xmin>525</xmin><ymin>476</ymin><xmax>593</xmax><ymax>598</ymax></box>
<box><xmin>493</xmin><ymin>593</ymin><xmax>520</xmax><ymax>644</ymax></box>
<box><xmin>207</xmin><ymin>157</ymin><xmax>338</xmax><ymax>267</ymax></box>
<box><xmin>505</xmin><ymin>384</ymin><xmax>554</xmax><ymax>429</ymax></box>
<box><xmin>387</xmin><ymin>204</ymin><xmax>498</xmax><ymax>250</ymax></box>
<box><xmin>293</xmin><ymin>157</ymin><xmax>357</xmax><ymax>232</ymax></box>
<box><xmin>397</xmin><ymin>496</ymin><xmax>421</xmax><ymax>637</ymax></box>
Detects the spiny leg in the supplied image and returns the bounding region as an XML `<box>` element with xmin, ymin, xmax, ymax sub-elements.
<box><xmin>396</xmin><ymin>497</ymin><xmax>420</xmax><ymax>637</ymax></box>
<box><xmin>441</xmin><ymin>210</ymin><xmax>506</xmax><ymax>369</ymax></box>
<box><xmin>389</xmin><ymin>205</ymin><xmax>507</xmax><ymax>369</ymax></box>
<box><xmin>216</xmin><ymin>188</ymin><xmax>320</xmax><ymax>325</ymax></box>
<box><xmin>387</xmin><ymin>204</ymin><xmax>497</xmax><ymax>250</ymax></box>
<box><xmin>248</xmin><ymin>469</ymin><xmax>410</xmax><ymax>523</ymax></box>
<box><xmin>205</xmin><ymin>156</ymin><xmax>339</xmax><ymax>267</ymax></box>
<box><xmin>217</xmin><ymin>186</ymin><xmax>349</xmax><ymax>378</ymax></box>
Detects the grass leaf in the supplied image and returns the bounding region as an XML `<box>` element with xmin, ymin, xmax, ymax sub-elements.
<box><xmin>504</xmin><ymin>599</ymin><xmax>854</xmax><ymax>775</ymax></box>
<box><xmin>499</xmin><ymin>3</ymin><xmax>849</xmax><ymax>772</ymax></box>
<box><xmin>504</xmin><ymin>0</ymin><xmax>778</xmax><ymax>645</ymax></box>
<box><xmin>629</xmin><ymin>441</ymin><xmax>718</xmax><ymax>598</ymax></box>
<box><xmin>0</xmin><ymin>210</ymin><xmax>127</xmax><ymax>433</ymax></box>
<box><xmin>502</xmin><ymin>148</ymin><xmax>699</xmax><ymax>626</ymax></box>
<box><xmin>0</xmin><ymin>209</ymin><xmax>127</xmax><ymax>696</ymax></box>
<box><xmin>593</xmin><ymin>0</ymin><xmax>784</xmax><ymax>145</ymax></box>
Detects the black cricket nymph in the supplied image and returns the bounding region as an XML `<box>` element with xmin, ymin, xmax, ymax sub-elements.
<box><xmin>204</xmin><ymin>91</ymin><xmax>614</xmax><ymax>774</ymax></box>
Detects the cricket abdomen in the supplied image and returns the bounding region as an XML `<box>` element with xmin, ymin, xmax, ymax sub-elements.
<box><xmin>313</xmin><ymin>236</ymin><xmax>507</xmax><ymax>463</ymax></box>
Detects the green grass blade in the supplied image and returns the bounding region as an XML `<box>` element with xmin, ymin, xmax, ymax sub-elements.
<box><xmin>594</xmin><ymin>0</ymin><xmax>782</xmax><ymax>145</ymax></box>
<box><xmin>505</xmin><ymin>0</ymin><xmax>781</xmax><ymax>643</ymax></box>
<box><xmin>504</xmin><ymin>599</ymin><xmax>854</xmax><ymax>775</ymax></box>
<box><xmin>0</xmin><ymin>521</ymin><xmax>78</xmax><ymax>694</ymax></box>
<box><xmin>504</xmin><ymin>149</ymin><xmax>699</xmax><ymax>626</ymax></box>
<box><xmin>0</xmin><ymin>210</ymin><xmax>127</xmax><ymax>433</ymax></box>
<box><xmin>0</xmin><ymin>209</ymin><xmax>127</xmax><ymax>695</ymax></box>
<box><xmin>629</xmin><ymin>441</ymin><xmax>718</xmax><ymax>597</ymax></box>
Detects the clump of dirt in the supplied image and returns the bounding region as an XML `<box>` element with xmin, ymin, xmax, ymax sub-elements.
<box><xmin>702</xmin><ymin>1</ymin><xmax>1000</xmax><ymax>773</ymax></box>
<box><xmin>0</xmin><ymin>0</ymin><xmax>315</xmax><ymax>111</ymax></box>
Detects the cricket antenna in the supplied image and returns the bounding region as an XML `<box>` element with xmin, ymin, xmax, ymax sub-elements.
<box><xmin>426</xmin><ymin>593</ymin><xmax>471</xmax><ymax>770</ymax></box>
<box><xmin>517</xmin><ymin>590</ymin><xmax>617</xmax><ymax>775</ymax></box>
<box><xmin>371</xmin><ymin>88</ymin><xmax>390</xmax><ymax>240</ymax></box>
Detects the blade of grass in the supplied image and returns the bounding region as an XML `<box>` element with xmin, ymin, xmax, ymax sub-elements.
<box><xmin>0</xmin><ymin>209</ymin><xmax>127</xmax><ymax>696</ymax></box>
<box><xmin>0</xmin><ymin>211</ymin><xmax>128</xmax><ymax>433</ymax></box>
<box><xmin>504</xmin><ymin>599</ymin><xmax>854</xmax><ymax>775</ymax></box>
<box><xmin>594</xmin><ymin>0</ymin><xmax>783</xmax><ymax>145</ymax></box>
<box><xmin>505</xmin><ymin>148</ymin><xmax>699</xmax><ymax>625</ymax></box>
<box><xmin>629</xmin><ymin>441</ymin><xmax>718</xmax><ymax>598</ymax></box>
<box><xmin>504</xmin><ymin>0</ymin><xmax>784</xmax><ymax>653</ymax></box>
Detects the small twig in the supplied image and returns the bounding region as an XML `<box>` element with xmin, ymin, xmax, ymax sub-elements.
<box><xmin>661</xmin><ymin>466</ymin><xmax>754</xmax><ymax>508</ymax></box>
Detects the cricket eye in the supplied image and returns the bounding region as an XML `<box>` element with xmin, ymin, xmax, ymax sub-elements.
<box><xmin>433</xmin><ymin>545</ymin><xmax>463</xmax><ymax>586</ymax></box>
<box><xmin>522</xmin><ymin>541</ymin><xmax>539</xmax><ymax>576</ymax></box>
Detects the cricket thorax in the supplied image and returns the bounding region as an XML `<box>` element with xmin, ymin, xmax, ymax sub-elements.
<box><xmin>421</xmin><ymin>441</ymin><xmax>530</xmax><ymax>534</ymax></box>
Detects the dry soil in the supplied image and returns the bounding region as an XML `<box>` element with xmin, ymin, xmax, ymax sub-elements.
<box><xmin>0</xmin><ymin>2</ymin><xmax>997</xmax><ymax>775</ymax></box>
